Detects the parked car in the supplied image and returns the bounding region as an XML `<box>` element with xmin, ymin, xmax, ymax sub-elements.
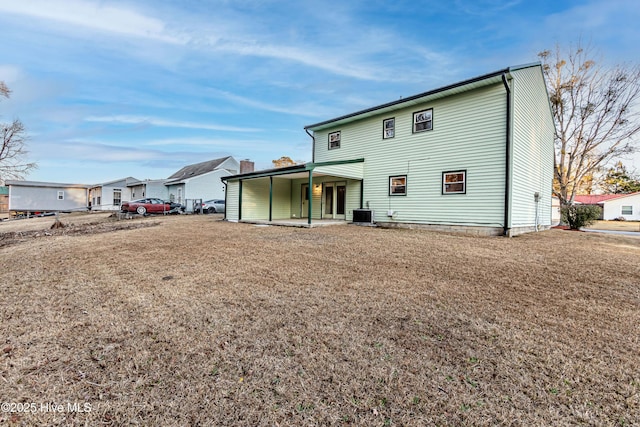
<box><xmin>166</xmin><ymin>201</ymin><xmax>186</xmax><ymax>213</ymax></box>
<box><xmin>121</xmin><ymin>198</ymin><xmax>172</xmax><ymax>215</ymax></box>
<box><xmin>194</xmin><ymin>199</ymin><xmax>225</xmax><ymax>214</ymax></box>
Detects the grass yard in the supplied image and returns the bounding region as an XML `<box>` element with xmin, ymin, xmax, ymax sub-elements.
<box><xmin>587</xmin><ymin>220</ymin><xmax>640</xmax><ymax>233</ymax></box>
<box><xmin>1</xmin><ymin>214</ymin><xmax>639</xmax><ymax>426</ymax></box>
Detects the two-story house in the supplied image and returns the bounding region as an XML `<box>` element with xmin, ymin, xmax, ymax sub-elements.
<box><xmin>222</xmin><ymin>63</ymin><xmax>554</xmax><ymax>236</ymax></box>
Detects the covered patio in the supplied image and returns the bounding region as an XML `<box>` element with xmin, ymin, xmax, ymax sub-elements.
<box><xmin>222</xmin><ymin>159</ymin><xmax>365</xmax><ymax>226</ymax></box>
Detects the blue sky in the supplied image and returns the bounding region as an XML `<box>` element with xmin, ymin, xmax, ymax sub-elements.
<box><xmin>1</xmin><ymin>0</ymin><xmax>639</xmax><ymax>183</ymax></box>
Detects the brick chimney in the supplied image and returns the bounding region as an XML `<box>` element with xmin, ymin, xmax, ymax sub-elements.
<box><xmin>240</xmin><ymin>159</ymin><xmax>254</xmax><ymax>174</ymax></box>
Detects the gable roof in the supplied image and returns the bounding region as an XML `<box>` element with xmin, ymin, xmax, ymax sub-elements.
<box><xmin>5</xmin><ymin>180</ymin><xmax>90</xmax><ymax>189</ymax></box>
<box><xmin>575</xmin><ymin>193</ymin><xmax>640</xmax><ymax>204</ymax></box>
<box><xmin>166</xmin><ymin>157</ymin><xmax>232</xmax><ymax>183</ymax></box>
<box><xmin>93</xmin><ymin>176</ymin><xmax>138</xmax><ymax>187</ymax></box>
<box><xmin>305</xmin><ymin>62</ymin><xmax>542</xmax><ymax>132</ymax></box>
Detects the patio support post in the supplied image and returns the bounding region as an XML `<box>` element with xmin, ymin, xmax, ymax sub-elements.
<box><xmin>308</xmin><ymin>171</ymin><xmax>313</xmax><ymax>225</ymax></box>
<box><xmin>269</xmin><ymin>176</ymin><xmax>273</xmax><ymax>222</ymax></box>
<box><xmin>238</xmin><ymin>180</ymin><xmax>243</xmax><ymax>221</ymax></box>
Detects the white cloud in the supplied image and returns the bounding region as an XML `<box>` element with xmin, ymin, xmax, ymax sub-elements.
<box><xmin>0</xmin><ymin>0</ymin><xmax>184</xmax><ymax>44</ymax></box>
<box><xmin>84</xmin><ymin>115</ymin><xmax>262</xmax><ymax>132</ymax></box>
<box><xmin>0</xmin><ymin>65</ymin><xmax>22</xmax><ymax>84</ymax></box>
<box><xmin>204</xmin><ymin>88</ymin><xmax>333</xmax><ymax>117</ymax></box>
<box><xmin>0</xmin><ymin>1</ymin><xmax>450</xmax><ymax>83</ymax></box>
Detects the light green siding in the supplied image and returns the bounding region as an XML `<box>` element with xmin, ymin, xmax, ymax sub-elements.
<box><xmin>510</xmin><ymin>67</ymin><xmax>555</xmax><ymax>228</ymax></box>
<box><xmin>272</xmin><ymin>178</ymin><xmax>292</xmax><ymax>219</ymax></box>
<box><xmin>314</xmin><ymin>162</ymin><xmax>364</xmax><ymax>180</ymax></box>
<box><xmin>345</xmin><ymin>180</ymin><xmax>361</xmax><ymax>221</ymax></box>
<box><xmin>314</xmin><ymin>84</ymin><xmax>508</xmax><ymax>226</ymax></box>
<box><xmin>242</xmin><ymin>178</ymin><xmax>270</xmax><ymax>220</ymax></box>
<box><xmin>230</xmin><ymin>177</ymin><xmax>293</xmax><ymax>220</ymax></box>
<box><xmin>226</xmin><ymin>181</ymin><xmax>239</xmax><ymax>221</ymax></box>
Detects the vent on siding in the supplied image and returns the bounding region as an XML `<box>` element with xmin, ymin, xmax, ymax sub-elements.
<box><xmin>353</xmin><ymin>209</ymin><xmax>374</xmax><ymax>224</ymax></box>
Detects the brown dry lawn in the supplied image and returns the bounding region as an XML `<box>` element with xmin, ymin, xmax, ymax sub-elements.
<box><xmin>587</xmin><ymin>220</ymin><xmax>640</xmax><ymax>233</ymax></box>
<box><xmin>1</xmin><ymin>214</ymin><xmax>639</xmax><ymax>426</ymax></box>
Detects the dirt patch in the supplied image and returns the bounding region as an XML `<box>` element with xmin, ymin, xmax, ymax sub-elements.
<box><xmin>0</xmin><ymin>218</ymin><xmax>160</xmax><ymax>248</ymax></box>
<box><xmin>0</xmin><ymin>216</ymin><xmax>638</xmax><ymax>426</ymax></box>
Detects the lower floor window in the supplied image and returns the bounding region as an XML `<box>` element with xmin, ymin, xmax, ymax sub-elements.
<box><xmin>113</xmin><ymin>190</ymin><xmax>122</xmax><ymax>206</ymax></box>
<box><xmin>621</xmin><ymin>205</ymin><xmax>633</xmax><ymax>215</ymax></box>
<box><xmin>389</xmin><ymin>175</ymin><xmax>407</xmax><ymax>195</ymax></box>
<box><xmin>57</xmin><ymin>191</ymin><xmax>64</xmax><ymax>200</ymax></box>
<box><xmin>442</xmin><ymin>170</ymin><xmax>466</xmax><ymax>194</ymax></box>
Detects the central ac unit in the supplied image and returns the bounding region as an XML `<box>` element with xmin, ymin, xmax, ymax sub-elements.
<box><xmin>353</xmin><ymin>209</ymin><xmax>374</xmax><ymax>224</ymax></box>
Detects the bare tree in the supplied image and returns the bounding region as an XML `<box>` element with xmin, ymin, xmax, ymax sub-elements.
<box><xmin>0</xmin><ymin>81</ymin><xmax>10</xmax><ymax>98</ymax></box>
<box><xmin>539</xmin><ymin>42</ymin><xmax>640</xmax><ymax>205</ymax></box>
<box><xmin>272</xmin><ymin>156</ymin><xmax>297</xmax><ymax>168</ymax></box>
<box><xmin>1</xmin><ymin>82</ymin><xmax>36</xmax><ymax>181</ymax></box>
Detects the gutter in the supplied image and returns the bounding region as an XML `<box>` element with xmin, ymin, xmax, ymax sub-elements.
<box><xmin>501</xmin><ymin>73</ymin><xmax>512</xmax><ymax>237</ymax></box>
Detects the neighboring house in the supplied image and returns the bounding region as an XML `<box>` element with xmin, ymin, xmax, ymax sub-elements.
<box><xmin>0</xmin><ymin>186</ymin><xmax>8</xmax><ymax>214</ymax></box>
<box><xmin>6</xmin><ymin>180</ymin><xmax>89</xmax><ymax>212</ymax></box>
<box><xmin>89</xmin><ymin>177</ymin><xmax>139</xmax><ymax>211</ymax></box>
<box><xmin>127</xmin><ymin>179</ymin><xmax>169</xmax><ymax>201</ymax></box>
<box><xmin>164</xmin><ymin>157</ymin><xmax>239</xmax><ymax>208</ymax></box>
<box><xmin>222</xmin><ymin>63</ymin><xmax>555</xmax><ymax>236</ymax></box>
<box><xmin>574</xmin><ymin>193</ymin><xmax>640</xmax><ymax>221</ymax></box>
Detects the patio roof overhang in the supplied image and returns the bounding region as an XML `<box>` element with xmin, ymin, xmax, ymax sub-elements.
<box><xmin>221</xmin><ymin>158</ymin><xmax>365</xmax><ymax>182</ymax></box>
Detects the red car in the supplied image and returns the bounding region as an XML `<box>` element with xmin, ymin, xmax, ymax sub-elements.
<box><xmin>121</xmin><ymin>198</ymin><xmax>171</xmax><ymax>215</ymax></box>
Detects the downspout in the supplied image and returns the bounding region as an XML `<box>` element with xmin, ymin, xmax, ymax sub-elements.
<box><xmin>238</xmin><ymin>180</ymin><xmax>243</xmax><ymax>221</ymax></box>
<box><xmin>305</xmin><ymin>129</ymin><xmax>315</xmax><ymax>163</ymax></box>
<box><xmin>501</xmin><ymin>73</ymin><xmax>512</xmax><ymax>237</ymax></box>
<box><xmin>269</xmin><ymin>176</ymin><xmax>273</xmax><ymax>222</ymax></box>
<box><xmin>307</xmin><ymin>170</ymin><xmax>313</xmax><ymax>225</ymax></box>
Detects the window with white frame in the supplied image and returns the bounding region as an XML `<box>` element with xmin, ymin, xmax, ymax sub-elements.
<box><xmin>621</xmin><ymin>205</ymin><xmax>633</xmax><ymax>215</ymax></box>
<box><xmin>113</xmin><ymin>189</ymin><xmax>122</xmax><ymax>206</ymax></box>
<box><xmin>383</xmin><ymin>118</ymin><xmax>395</xmax><ymax>139</ymax></box>
<box><xmin>57</xmin><ymin>191</ymin><xmax>64</xmax><ymax>200</ymax></box>
<box><xmin>442</xmin><ymin>170</ymin><xmax>466</xmax><ymax>194</ymax></box>
<box><xmin>328</xmin><ymin>131</ymin><xmax>341</xmax><ymax>149</ymax></box>
<box><xmin>389</xmin><ymin>175</ymin><xmax>407</xmax><ymax>196</ymax></box>
<box><xmin>413</xmin><ymin>109</ymin><xmax>433</xmax><ymax>133</ymax></box>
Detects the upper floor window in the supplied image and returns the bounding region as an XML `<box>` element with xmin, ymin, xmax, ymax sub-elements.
<box><xmin>383</xmin><ymin>118</ymin><xmax>395</xmax><ymax>139</ymax></box>
<box><xmin>57</xmin><ymin>191</ymin><xmax>64</xmax><ymax>200</ymax></box>
<box><xmin>442</xmin><ymin>170</ymin><xmax>466</xmax><ymax>194</ymax></box>
<box><xmin>413</xmin><ymin>109</ymin><xmax>433</xmax><ymax>133</ymax></box>
<box><xmin>328</xmin><ymin>131</ymin><xmax>341</xmax><ymax>150</ymax></box>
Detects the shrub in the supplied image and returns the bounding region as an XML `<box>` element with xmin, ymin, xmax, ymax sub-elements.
<box><xmin>561</xmin><ymin>204</ymin><xmax>602</xmax><ymax>229</ymax></box>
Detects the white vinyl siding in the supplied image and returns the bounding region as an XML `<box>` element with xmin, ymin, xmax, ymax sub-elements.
<box><xmin>314</xmin><ymin>83</ymin><xmax>507</xmax><ymax>226</ymax></box>
<box><xmin>8</xmin><ymin>184</ymin><xmax>88</xmax><ymax>212</ymax></box>
<box><xmin>601</xmin><ymin>194</ymin><xmax>640</xmax><ymax>220</ymax></box>
<box><xmin>179</xmin><ymin>169</ymin><xmax>230</xmax><ymax>202</ymax></box>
